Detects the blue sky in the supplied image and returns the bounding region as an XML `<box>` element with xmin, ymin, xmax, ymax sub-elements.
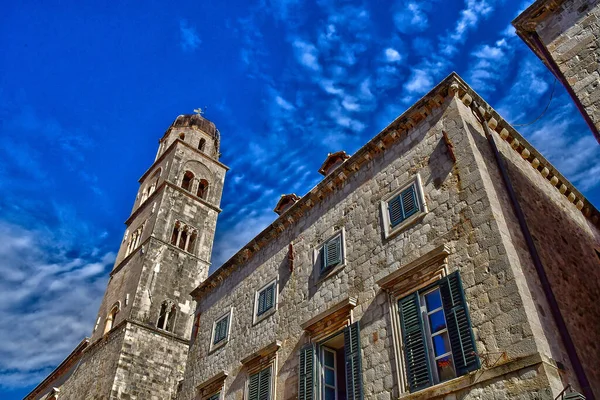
<box><xmin>1</xmin><ymin>0</ymin><xmax>599</xmax><ymax>398</ymax></box>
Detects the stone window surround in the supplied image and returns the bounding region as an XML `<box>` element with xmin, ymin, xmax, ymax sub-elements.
<box><xmin>253</xmin><ymin>277</ymin><xmax>279</xmax><ymax>326</ymax></box>
<box><xmin>210</xmin><ymin>308</ymin><xmax>233</xmax><ymax>353</ymax></box>
<box><xmin>313</xmin><ymin>228</ymin><xmax>347</xmax><ymax>284</ymax></box>
<box><xmin>195</xmin><ymin>371</ymin><xmax>228</xmax><ymax>400</ymax></box>
<box><xmin>242</xmin><ymin>342</ymin><xmax>279</xmax><ymax>400</ymax></box>
<box><xmin>377</xmin><ymin>244</ymin><xmax>450</xmax><ymax>394</ymax></box>
<box><xmin>380</xmin><ymin>173</ymin><xmax>428</xmax><ymax>240</ymax></box>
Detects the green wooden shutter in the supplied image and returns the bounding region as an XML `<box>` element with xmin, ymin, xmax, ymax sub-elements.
<box><xmin>248</xmin><ymin>371</ymin><xmax>260</xmax><ymax>400</ymax></box>
<box><xmin>265</xmin><ymin>284</ymin><xmax>275</xmax><ymax>311</ymax></box>
<box><xmin>257</xmin><ymin>289</ymin><xmax>267</xmax><ymax>315</ymax></box>
<box><xmin>298</xmin><ymin>344</ymin><xmax>315</xmax><ymax>400</ymax></box>
<box><xmin>344</xmin><ymin>322</ymin><xmax>363</xmax><ymax>400</ymax></box>
<box><xmin>324</xmin><ymin>236</ymin><xmax>342</xmax><ymax>269</ymax></box>
<box><xmin>399</xmin><ymin>293</ymin><xmax>432</xmax><ymax>391</ymax></box>
<box><xmin>401</xmin><ymin>185</ymin><xmax>419</xmax><ymax>219</ymax></box>
<box><xmin>439</xmin><ymin>272</ymin><xmax>480</xmax><ymax>376</ymax></box>
<box><xmin>207</xmin><ymin>392</ymin><xmax>220</xmax><ymax>400</ymax></box>
<box><xmin>388</xmin><ymin>195</ymin><xmax>403</xmax><ymax>227</ymax></box>
<box><xmin>214</xmin><ymin>315</ymin><xmax>229</xmax><ymax>344</ymax></box>
<box><xmin>259</xmin><ymin>367</ymin><xmax>271</xmax><ymax>400</ymax></box>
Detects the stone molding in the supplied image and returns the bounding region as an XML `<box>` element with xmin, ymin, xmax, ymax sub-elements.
<box><xmin>195</xmin><ymin>370</ymin><xmax>228</xmax><ymax>399</ymax></box>
<box><xmin>301</xmin><ymin>296</ymin><xmax>357</xmax><ymax>341</ymax></box>
<box><xmin>191</xmin><ymin>72</ymin><xmax>600</xmax><ymax>300</ymax></box>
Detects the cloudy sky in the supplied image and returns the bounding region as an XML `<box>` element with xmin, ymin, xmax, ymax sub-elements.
<box><xmin>1</xmin><ymin>0</ymin><xmax>599</xmax><ymax>398</ymax></box>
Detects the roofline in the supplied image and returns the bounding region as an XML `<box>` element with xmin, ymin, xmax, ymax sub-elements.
<box><xmin>24</xmin><ymin>338</ymin><xmax>89</xmax><ymax>400</ymax></box>
<box><xmin>191</xmin><ymin>71</ymin><xmax>600</xmax><ymax>299</ymax></box>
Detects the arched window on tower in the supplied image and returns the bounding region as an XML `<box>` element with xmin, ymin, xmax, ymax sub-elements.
<box><xmin>179</xmin><ymin>132</ymin><xmax>185</xmax><ymax>141</ymax></box>
<box><xmin>197</xmin><ymin>179</ymin><xmax>209</xmax><ymax>200</ymax></box>
<box><xmin>140</xmin><ymin>187</ymin><xmax>149</xmax><ymax>204</ymax></box>
<box><xmin>104</xmin><ymin>302</ymin><xmax>120</xmax><ymax>335</ymax></box>
<box><xmin>125</xmin><ymin>223</ymin><xmax>144</xmax><ymax>257</ymax></box>
<box><xmin>198</xmin><ymin>138</ymin><xmax>206</xmax><ymax>152</ymax></box>
<box><xmin>157</xmin><ymin>301</ymin><xmax>177</xmax><ymax>332</ymax></box>
<box><xmin>169</xmin><ymin>221</ymin><xmax>197</xmax><ymax>253</ymax></box>
<box><xmin>181</xmin><ymin>171</ymin><xmax>194</xmax><ymax>191</ymax></box>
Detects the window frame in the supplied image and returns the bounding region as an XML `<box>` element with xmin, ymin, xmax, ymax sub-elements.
<box><xmin>392</xmin><ymin>271</ymin><xmax>479</xmax><ymax>393</ymax></box>
<box><xmin>380</xmin><ymin>174</ymin><xmax>427</xmax><ymax>239</ymax></box>
<box><xmin>313</xmin><ymin>228</ymin><xmax>347</xmax><ymax>281</ymax></box>
<box><xmin>253</xmin><ymin>278</ymin><xmax>278</xmax><ymax>325</ymax></box>
<box><xmin>247</xmin><ymin>365</ymin><xmax>273</xmax><ymax>400</ymax></box>
<box><xmin>210</xmin><ymin>309</ymin><xmax>233</xmax><ymax>352</ymax></box>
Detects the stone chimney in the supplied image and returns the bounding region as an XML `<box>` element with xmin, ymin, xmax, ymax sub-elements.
<box><xmin>318</xmin><ymin>151</ymin><xmax>350</xmax><ymax>176</ymax></box>
<box><xmin>274</xmin><ymin>194</ymin><xmax>301</xmax><ymax>215</ymax></box>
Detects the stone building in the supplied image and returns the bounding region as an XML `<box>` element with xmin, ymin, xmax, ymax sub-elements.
<box><xmin>176</xmin><ymin>73</ymin><xmax>600</xmax><ymax>400</ymax></box>
<box><xmin>26</xmin><ymin>114</ymin><xmax>228</xmax><ymax>400</ymax></box>
<box><xmin>26</xmin><ymin>3</ymin><xmax>600</xmax><ymax>397</ymax></box>
<box><xmin>513</xmin><ymin>0</ymin><xmax>600</xmax><ymax>143</ymax></box>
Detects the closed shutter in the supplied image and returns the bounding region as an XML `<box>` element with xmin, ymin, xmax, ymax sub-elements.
<box><xmin>257</xmin><ymin>289</ymin><xmax>267</xmax><ymax>315</ymax></box>
<box><xmin>323</xmin><ymin>236</ymin><xmax>342</xmax><ymax>270</ymax></box>
<box><xmin>214</xmin><ymin>316</ymin><xmax>229</xmax><ymax>344</ymax></box>
<box><xmin>259</xmin><ymin>367</ymin><xmax>271</xmax><ymax>400</ymax></box>
<box><xmin>344</xmin><ymin>322</ymin><xmax>363</xmax><ymax>400</ymax></box>
<box><xmin>439</xmin><ymin>272</ymin><xmax>480</xmax><ymax>376</ymax></box>
<box><xmin>389</xmin><ymin>184</ymin><xmax>420</xmax><ymax>227</ymax></box>
<box><xmin>248</xmin><ymin>371</ymin><xmax>260</xmax><ymax>400</ymax></box>
<box><xmin>398</xmin><ymin>293</ymin><xmax>432</xmax><ymax>391</ymax></box>
<box><xmin>298</xmin><ymin>344</ymin><xmax>315</xmax><ymax>400</ymax></box>
<box><xmin>401</xmin><ymin>185</ymin><xmax>419</xmax><ymax>219</ymax></box>
<box><xmin>264</xmin><ymin>284</ymin><xmax>275</xmax><ymax>311</ymax></box>
<box><xmin>207</xmin><ymin>392</ymin><xmax>220</xmax><ymax>400</ymax></box>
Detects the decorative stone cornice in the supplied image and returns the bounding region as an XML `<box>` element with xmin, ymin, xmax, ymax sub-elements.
<box><xmin>512</xmin><ymin>0</ymin><xmax>566</xmax><ymax>33</ymax></box>
<box><xmin>191</xmin><ymin>72</ymin><xmax>600</xmax><ymax>301</ymax></box>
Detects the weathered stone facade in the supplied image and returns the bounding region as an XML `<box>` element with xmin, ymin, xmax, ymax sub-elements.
<box><xmin>513</xmin><ymin>0</ymin><xmax>600</xmax><ymax>143</ymax></box>
<box><xmin>178</xmin><ymin>74</ymin><xmax>600</xmax><ymax>400</ymax></box>
<box><xmin>26</xmin><ymin>114</ymin><xmax>228</xmax><ymax>400</ymax></box>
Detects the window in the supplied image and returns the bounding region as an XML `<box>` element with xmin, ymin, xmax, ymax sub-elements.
<box><xmin>321</xmin><ymin>234</ymin><xmax>342</xmax><ymax>272</ymax></box>
<box><xmin>298</xmin><ymin>322</ymin><xmax>363</xmax><ymax>400</ymax></box>
<box><xmin>179</xmin><ymin>132</ymin><xmax>185</xmax><ymax>141</ymax></box>
<box><xmin>255</xmin><ymin>280</ymin><xmax>277</xmax><ymax>321</ymax></box>
<box><xmin>104</xmin><ymin>303</ymin><xmax>120</xmax><ymax>335</ymax></box>
<box><xmin>206</xmin><ymin>392</ymin><xmax>220</xmax><ymax>400</ymax></box>
<box><xmin>398</xmin><ymin>272</ymin><xmax>479</xmax><ymax>392</ymax></box>
<box><xmin>248</xmin><ymin>366</ymin><xmax>271</xmax><ymax>400</ymax></box>
<box><xmin>182</xmin><ymin>171</ymin><xmax>194</xmax><ymax>191</ymax></box>
<box><xmin>197</xmin><ymin>179</ymin><xmax>209</xmax><ymax>199</ymax></box>
<box><xmin>157</xmin><ymin>301</ymin><xmax>177</xmax><ymax>332</ymax></box>
<box><xmin>381</xmin><ymin>175</ymin><xmax>427</xmax><ymax>238</ymax></box>
<box><xmin>211</xmin><ymin>311</ymin><xmax>231</xmax><ymax>348</ymax></box>
<box><xmin>125</xmin><ymin>224</ymin><xmax>144</xmax><ymax>257</ymax></box>
<box><xmin>170</xmin><ymin>221</ymin><xmax>198</xmax><ymax>253</ymax></box>
<box><xmin>198</xmin><ymin>138</ymin><xmax>206</xmax><ymax>151</ymax></box>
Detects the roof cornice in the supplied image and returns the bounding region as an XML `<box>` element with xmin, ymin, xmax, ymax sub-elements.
<box><xmin>191</xmin><ymin>72</ymin><xmax>600</xmax><ymax>300</ymax></box>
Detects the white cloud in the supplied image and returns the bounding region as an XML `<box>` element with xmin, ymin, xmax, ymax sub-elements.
<box><xmin>440</xmin><ymin>0</ymin><xmax>496</xmax><ymax>56</ymax></box>
<box><xmin>179</xmin><ymin>20</ymin><xmax>201</xmax><ymax>52</ymax></box>
<box><xmin>0</xmin><ymin>222</ymin><xmax>114</xmax><ymax>388</ymax></box>
<box><xmin>292</xmin><ymin>39</ymin><xmax>321</xmax><ymax>71</ymax></box>
<box><xmin>385</xmin><ymin>47</ymin><xmax>402</xmax><ymax>62</ymax></box>
<box><xmin>404</xmin><ymin>68</ymin><xmax>434</xmax><ymax>94</ymax></box>
<box><xmin>394</xmin><ymin>2</ymin><xmax>429</xmax><ymax>33</ymax></box>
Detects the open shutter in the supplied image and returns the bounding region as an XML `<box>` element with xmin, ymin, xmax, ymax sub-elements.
<box><xmin>388</xmin><ymin>195</ymin><xmax>403</xmax><ymax>227</ymax></box>
<box><xmin>258</xmin><ymin>367</ymin><xmax>271</xmax><ymax>400</ymax></box>
<box><xmin>401</xmin><ymin>185</ymin><xmax>419</xmax><ymax>219</ymax></box>
<box><xmin>344</xmin><ymin>322</ymin><xmax>363</xmax><ymax>400</ymax></box>
<box><xmin>399</xmin><ymin>293</ymin><xmax>432</xmax><ymax>391</ymax></box>
<box><xmin>298</xmin><ymin>344</ymin><xmax>315</xmax><ymax>400</ymax></box>
<box><xmin>248</xmin><ymin>371</ymin><xmax>260</xmax><ymax>400</ymax></box>
<box><xmin>439</xmin><ymin>272</ymin><xmax>480</xmax><ymax>376</ymax></box>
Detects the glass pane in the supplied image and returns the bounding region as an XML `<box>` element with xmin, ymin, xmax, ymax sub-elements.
<box><xmin>428</xmin><ymin>310</ymin><xmax>446</xmax><ymax>333</ymax></box>
<box><xmin>325</xmin><ymin>387</ymin><xmax>336</xmax><ymax>400</ymax></box>
<box><xmin>436</xmin><ymin>355</ymin><xmax>456</xmax><ymax>382</ymax></box>
<box><xmin>324</xmin><ymin>350</ymin><xmax>335</xmax><ymax>367</ymax></box>
<box><xmin>425</xmin><ymin>289</ymin><xmax>442</xmax><ymax>311</ymax></box>
<box><xmin>325</xmin><ymin>368</ymin><xmax>335</xmax><ymax>386</ymax></box>
<box><xmin>433</xmin><ymin>331</ymin><xmax>451</xmax><ymax>357</ymax></box>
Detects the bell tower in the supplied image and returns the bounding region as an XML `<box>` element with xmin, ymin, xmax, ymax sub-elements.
<box><xmin>81</xmin><ymin>114</ymin><xmax>227</xmax><ymax>399</ymax></box>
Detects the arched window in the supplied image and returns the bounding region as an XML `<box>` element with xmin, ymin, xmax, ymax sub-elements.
<box><xmin>169</xmin><ymin>221</ymin><xmax>197</xmax><ymax>253</ymax></box>
<box><xmin>181</xmin><ymin>171</ymin><xmax>194</xmax><ymax>191</ymax></box>
<box><xmin>157</xmin><ymin>301</ymin><xmax>177</xmax><ymax>332</ymax></box>
<box><xmin>198</xmin><ymin>138</ymin><xmax>206</xmax><ymax>151</ymax></box>
<box><xmin>197</xmin><ymin>179</ymin><xmax>209</xmax><ymax>199</ymax></box>
<box><xmin>104</xmin><ymin>303</ymin><xmax>120</xmax><ymax>335</ymax></box>
<box><xmin>179</xmin><ymin>132</ymin><xmax>185</xmax><ymax>141</ymax></box>
<box><xmin>140</xmin><ymin>187</ymin><xmax>149</xmax><ymax>203</ymax></box>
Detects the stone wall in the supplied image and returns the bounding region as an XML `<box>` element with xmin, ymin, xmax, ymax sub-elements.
<box><xmin>179</xmin><ymin>94</ymin><xmax>563</xmax><ymax>400</ymax></box>
<box><xmin>536</xmin><ymin>0</ymin><xmax>600</xmax><ymax>132</ymax></box>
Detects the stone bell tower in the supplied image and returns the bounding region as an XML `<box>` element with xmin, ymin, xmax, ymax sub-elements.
<box><xmin>55</xmin><ymin>114</ymin><xmax>228</xmax><ymax>399</ymax></box>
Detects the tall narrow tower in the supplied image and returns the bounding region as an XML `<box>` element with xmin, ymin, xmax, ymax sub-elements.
<box><xmin>54</xmin><ymin>114</ymin><xmax>227</xmax><ymax>399</ymax></box>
